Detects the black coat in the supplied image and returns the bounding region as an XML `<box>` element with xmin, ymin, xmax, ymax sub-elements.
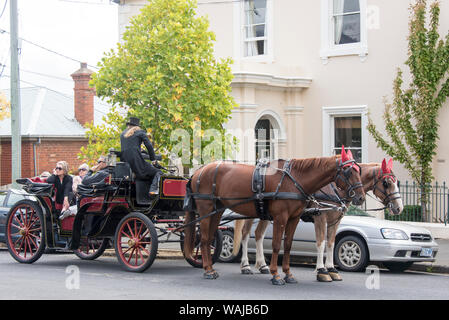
<box><xmin>82</xmin><ymin>169</ymin><xmax>109</xmax><ymax>186</ymax></box>
<box><xmin>46</xmin><ymin>174</ymin><xmax>73</xmax><ymax>205</ymax></box>
<box><xmin>120</xmin><ymin>128</ymin><xmax>158</xmax><ymax>180</ymax></box>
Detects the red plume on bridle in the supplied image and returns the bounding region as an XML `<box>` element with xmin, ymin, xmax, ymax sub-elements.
<box><xmin>381</xmin><ymin>158</ymin><xmax>393</xmax><ymax>174</ymax></box>
<box><xmin>380</xmin><ymin>158</ymin><xmax>396</xmax><ymax>182</ymax></box>
<box><xmin>340</xmin><ymin>146</ymin><xmax>359</xmax><ymax>172</ymax></box>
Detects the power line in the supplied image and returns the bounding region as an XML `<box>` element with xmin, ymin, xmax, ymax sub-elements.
<box><xmin>0</xmin><ymin>28</ymin><xmax>99</xmax><ymax>69</ymax></box>
<box><xmin>2</xmin><ymin>73</ymin><xmax>110</xmax><ymax>116</ymax></box>
<box><xmin>0</xmin><ymin>63</ymin><xmax>73</xmax><ymax>82</ymax></box>
<box><xmin>0</xmin><ymin>0</ymin><xmax>7</xmax><ymax>20</ymax></box>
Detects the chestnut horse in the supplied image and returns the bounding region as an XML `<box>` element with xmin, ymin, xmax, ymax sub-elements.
<box><xmin>233</xmin><ymin>158</ymin><xmax>403</xmax><ymax>281</ymax></box>
<box><xmin>183</xmin><ymin>147</ymin><xmax>365</xmax><ymax>285</ymax></box>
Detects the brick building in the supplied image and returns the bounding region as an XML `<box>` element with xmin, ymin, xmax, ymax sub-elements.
<box><xmin>0</xmin><ymin>63</ymin><xmax>107</xmax><ymax>186</ymax></box>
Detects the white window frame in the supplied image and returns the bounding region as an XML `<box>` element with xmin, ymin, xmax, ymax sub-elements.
<box><xmin>233</xmin><ymin>0</ymin><xmax>274</xmax><ymax>62</ymax></box>
<box><xmin>320</xmin><ymin>0</ymin><xmax>368</xmax><ymax>63</ymax></box>
<box><xmin>322</xmin><ymin>105</ymin><xmax>368</xmax><ymax>163</ymax></box>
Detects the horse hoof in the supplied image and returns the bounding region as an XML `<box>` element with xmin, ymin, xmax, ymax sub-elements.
<box><xmin>327</xmin><ymin>268</ymin><xmax>343</xmax><ymax>281</ymax></box>
<box><xmin>241</xmin><ymin>268</ymin><xmax>254</xmax><ymax>275</ymax></box>
<box><xmin>203</xmin><ymin>271</ymin><xmax>219</xmax><ymax>280</ymax></box>
<box><xmin>259</xmin><ymin>265</ymin><xmax>270</xmax><ymax>274</ymax></box>
<box><xmin>317</xmin><ymin>268</ymin><xmax>332</xmax><ymax>282</ymax></box>
<box><xmin>284</xmin><ymin>274</ymin><xmax>298</xmax><ymax>284</ymax></box>
<box><xmin>271</xmin><ymin>275</ymin><xmax>286</xmax><ymax>285</ymax></box>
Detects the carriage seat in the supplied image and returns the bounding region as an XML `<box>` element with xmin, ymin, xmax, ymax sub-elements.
<box><xmin>111</xmin><ymin>162</ymin><xmax>133</xmax><ymax>181</ymax></box>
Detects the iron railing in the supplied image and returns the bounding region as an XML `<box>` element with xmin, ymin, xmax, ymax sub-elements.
<box><xmin>385</xmin><ymin>181</ymin><xmax>448</xmax><ymax>225</ymax></box>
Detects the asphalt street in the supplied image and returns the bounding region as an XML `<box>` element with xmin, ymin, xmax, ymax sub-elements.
<box><xmin>0</xmin><ymin>250</ymin><xmax>448</xmax><ymax>300</ymax></box>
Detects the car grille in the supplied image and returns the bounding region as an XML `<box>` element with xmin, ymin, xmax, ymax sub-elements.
<box><xmin>410</xmin><ymin>233</ymin><xmax>432</xmax><ymax>242</ymax></box>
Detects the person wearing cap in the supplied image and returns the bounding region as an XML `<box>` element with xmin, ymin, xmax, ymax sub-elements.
<box><xmin>120</xmin><ymin>117</ymin><xmax>162</xmax><ymax>194</ymax></box>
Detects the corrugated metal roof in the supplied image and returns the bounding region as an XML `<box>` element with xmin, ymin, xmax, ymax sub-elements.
<box><xmin>0</xmin><ymin>87</ymin><xmax>111</xmax><ymax>138</ymax></box>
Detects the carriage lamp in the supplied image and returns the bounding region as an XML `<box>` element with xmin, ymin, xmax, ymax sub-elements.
<box><xmin>381</xmin><ymin>228</ymin><xmax>409</xmax><ymax>240</ymax></box>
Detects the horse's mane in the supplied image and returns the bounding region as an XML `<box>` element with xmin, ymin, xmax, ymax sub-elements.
<box><xmin>290</xmin><ymin>155</ymin><xmax>339</xmax><ymax>174</ymax></box>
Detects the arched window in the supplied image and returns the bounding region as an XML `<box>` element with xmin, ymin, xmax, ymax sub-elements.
<box><xmin>255</xmin><ymin>118</ymin><xmax>275</xmax><ymax>161</ymax></box>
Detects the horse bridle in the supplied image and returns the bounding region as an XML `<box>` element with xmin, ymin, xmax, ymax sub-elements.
<box><xmin>372</xmin><ymin>168</ymin><xmax>401</xmax><ymax>208</ymax></box>
<box><xmin>334</xmin><ymin>159</ymin><xmax>363</xmax><ymax>200</ymax></box>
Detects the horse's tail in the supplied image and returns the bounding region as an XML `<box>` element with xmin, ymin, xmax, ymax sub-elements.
<box><xmin>232</xmin><ymin>219</ymin><xmax>244</xmax><ymax>256</ymax></box>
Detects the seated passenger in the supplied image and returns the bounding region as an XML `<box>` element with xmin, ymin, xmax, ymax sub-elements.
<box><xmin>82</xmin><ymin>156</ymin><xmax>109</xmax><ymax>186</ymax></box>
<box><xmin>46</xmin><ymin>161</ymin><xmax>73</xmax><ymax>213</ymax></box>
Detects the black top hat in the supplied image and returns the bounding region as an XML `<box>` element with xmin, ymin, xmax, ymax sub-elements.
<box><xmin>126</xmin><ymin>117</ymin><xmax>141</xmax><ymax>127</ymax></box>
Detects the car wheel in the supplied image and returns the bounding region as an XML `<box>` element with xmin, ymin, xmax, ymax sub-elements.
<box><xmin>383</xmin><ymin>261</ymin><xmax>414</xmax><ymax>273</ymax></box>
<box><xmin>219</xmin><ymin>229</ymin><xmax>241</xmax><ymax>263</ymax></box>
<box><xmin>334</xmin><ymin>235</ymin><xmax>369</xmax><ymax>272</ymax></box>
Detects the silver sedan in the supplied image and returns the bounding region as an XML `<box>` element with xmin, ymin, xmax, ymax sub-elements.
<box><xmin>219</xmin><ymin>210</ymin><xmax>439</xmax><ymax>272</ymax></box>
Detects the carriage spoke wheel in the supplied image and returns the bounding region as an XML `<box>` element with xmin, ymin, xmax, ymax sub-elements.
<box><xmin>75</xmin><ymin>237</ymin><xmax>109</xmax><ymax>260</ymax></box>
<box><xmin>6</xmin><ymin>200</ymin><xmax>45</xmax><ymax>264</ymax></box>
<box><xmin>114</xmin><ymin>212</ymin><xmax>158</xmax><ymax>272</ymax></box>
<box><xmin>181</xmin><ymin>224</ymin><xmax>223</xmax><ymax>269</ymax></box>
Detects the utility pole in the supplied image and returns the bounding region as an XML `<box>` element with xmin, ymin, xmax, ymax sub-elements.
<box><xmin>10</xmin><ymin>0</ymin><xmax>21</xmax><ymax>187</ymax></box>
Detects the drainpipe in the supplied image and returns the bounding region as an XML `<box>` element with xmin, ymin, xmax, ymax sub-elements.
<box><xmin>33</xmin><ymin>137</ymin><xmax>41</xmax><ymax>177</ymax></box>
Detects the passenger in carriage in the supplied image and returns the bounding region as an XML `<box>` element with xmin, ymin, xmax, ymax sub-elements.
<box><xmin>72</xmin><ymin>163</ymin><xmax>89</xmax><ymax>195</ymax></box>
<box><xmin>46</xmin><ymin>161</ymin><xmax>73</xmax><ymax>214</ymax></box>
<box><xmin>82</xmin><ymin>156</ymin><xmax>109</xmax><ymax>186</ymax></box>
<box><xmin>120</xmin><ymin>117</ymin><xmax>162</xmax><ymax>195</ymax></box>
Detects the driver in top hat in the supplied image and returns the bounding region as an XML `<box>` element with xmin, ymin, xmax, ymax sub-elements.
<box><xmin>120</xmin><ymin>117</ymin><xmax>162</xmax><ymax>194</ymax></box>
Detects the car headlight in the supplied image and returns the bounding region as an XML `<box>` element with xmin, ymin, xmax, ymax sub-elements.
<box><xmin>381</xmin><ymin>228</ymin><xmax>409</xmax><ymax>240</ymax></box>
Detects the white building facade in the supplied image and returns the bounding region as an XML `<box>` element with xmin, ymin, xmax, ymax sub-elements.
<box><xmin>113</xmin><ymin>0</ymin><xmax>449</xmax><ymax>185</ymax></box>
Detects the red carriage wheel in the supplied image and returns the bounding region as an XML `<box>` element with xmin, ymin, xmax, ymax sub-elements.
<box><xmin>6</xmin><ymin>199</ymin><xmax>46</xmax><ymax>264</ymax></box>
<box><xmin>114</xmin><ymin>212</ymin><xmax>158</xmax><ymax>272</ymax></box>
<box><xmin>180</xmin><ymin>224</ymin><xmax>223</xmax><ymax>268</ymax></box>
<box><xmin>74</xmin><ymin>238</ymin><xmax>109</xmax><ymax>260</ymax></box>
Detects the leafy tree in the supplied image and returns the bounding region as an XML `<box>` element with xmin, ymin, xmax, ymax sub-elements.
<box><xmin>367</xmin><ymin>0</ymin><xmax>449</xmax><ymax>219</ymax></box>
<box><xmin>83</xmin><ymin>0</ymin><xmax>237</xmax><ymax>167</ymax></box>
<box><xmin>79</xmin><ymin>106</ymin><xmax>126</xmax><ymax>166</ymax></box>
<box><xmin>0</xmin><ymin>91</ymin><xmax>10</xmax><ymax>121</ymax></box>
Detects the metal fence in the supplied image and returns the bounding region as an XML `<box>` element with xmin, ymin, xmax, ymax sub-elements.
<box><xmin>385</xmin><ymin>181</ymin><xmax>448</xmax><ymax>225</ymax></box>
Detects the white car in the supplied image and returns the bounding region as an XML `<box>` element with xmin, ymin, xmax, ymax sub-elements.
<box><xmin>220</xmin><ymin>209</ymin><xmax>439</xmax><ymax>272</ymax></box>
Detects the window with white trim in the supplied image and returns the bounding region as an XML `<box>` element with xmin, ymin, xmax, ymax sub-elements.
<box><xmin>322</xmin><ymin>106</ymin><xmax>368</xmax><ymax>163</ymax></box>
<box><xmin>234</xmin><ymin>0</ymin><xmax>272</xmax><ymax>61</ymax></box>
<box><xmin>333</xmin><ymin>116</ymin><xmax>362</xmax><ymax>162</ymax></box>
<box><xmin>243</xmin><ymin>0</ymin><xmax>267</xmax><ymax>57</ymax></box>
<box><xmin>320</xmin><ymin>0</ymin><xmax>367</xmax><ymax>62</ymax></box>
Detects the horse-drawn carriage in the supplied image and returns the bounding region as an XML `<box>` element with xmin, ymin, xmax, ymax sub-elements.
<box><xmin>4</xmin><ymin>150</ymin><xmax>223</xmax><ymax>272</ymax></box>
<box><xmin>6</xmin><ymin>145</ymin><xmax>375</xmax><ymax>285</ymax></box>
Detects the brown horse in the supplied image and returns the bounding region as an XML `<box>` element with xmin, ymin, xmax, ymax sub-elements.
<box><xmin>233</xmin><ymin>158</ymin><xmax>403</xmax><ymax>281</ymax></box>
<box><xmin>183</xmin><ymin>147</ymin><xmax>365</xmax><ymax>285</ymax></box>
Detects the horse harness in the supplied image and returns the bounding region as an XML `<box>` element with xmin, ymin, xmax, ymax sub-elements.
<box><xmin>183</xmin><ymin>158</ymin><xmax>361</xmax><ymax>226</ymax></box>
<box><xmin>370</xmin><ymin>168</ymin><xmax>401</xmax><ymax>209</ymax></box>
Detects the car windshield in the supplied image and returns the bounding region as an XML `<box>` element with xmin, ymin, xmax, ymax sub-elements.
<box><xmin>346</xmin><ymin>206</ymin><xmax>374</xmax><ymax>217</ymax></box>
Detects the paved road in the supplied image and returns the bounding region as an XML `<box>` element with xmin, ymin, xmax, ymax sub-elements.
<box><xmin>1</xmin><ymin>250</ymin><xmax>449</xmax><ymax>300</ymax></box>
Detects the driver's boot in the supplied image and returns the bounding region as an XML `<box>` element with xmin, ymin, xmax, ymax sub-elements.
<box><xmin>149</xmin><ymin>171</ymin><xmax>163</xmax><ymax>195</ymax></box>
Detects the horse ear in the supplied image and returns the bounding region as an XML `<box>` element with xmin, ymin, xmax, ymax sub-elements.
<box><xmin>341</xmin><ymin>145</ymin><xmax>348</xmax><ymax>162</ymax></box>
<box><xmin>347</xmin><ymin>149</ymin><xmax>354</xmax><ymax>160</ymax></box>
<box><xmin>387</xmin><ymin>158</ymin><xmax>393</xmax><ymax>172</ymax></box>
<box><xmin>381</xmin><ymin>158</ymin><xmax>387</xmax><ymax>173</ymax></box>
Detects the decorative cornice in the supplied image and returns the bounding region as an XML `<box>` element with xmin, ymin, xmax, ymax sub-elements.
<box><xmin>232</xmin><ymin>104</ymin><xmax>258</xmax><ymax>113</ymax></box>
<box><xmin>232</xmin><ymin>72</ymin><xmax>312</xmax><ymax>89</ymax></box>
<box><xmin>284</xmin><ymin>106</ymin><xmax>304</xmax><ymax>115</ymax></box>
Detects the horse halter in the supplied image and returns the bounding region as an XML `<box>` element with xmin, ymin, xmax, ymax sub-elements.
<box><xmin>372</xmin><ymin>168</ymin><xmax>401</xmax><ymax>207</ymax></box>
<box><xmin>334</xmin><ymin>159</ymin><xmax>363</xmax><ymax>200</ymax></box>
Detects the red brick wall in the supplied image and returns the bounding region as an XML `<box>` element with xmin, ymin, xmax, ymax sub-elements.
<box><xmin>0</xmin><ymin>138</ymin><xmax>87</xmax><ymax>186</ymax></box>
